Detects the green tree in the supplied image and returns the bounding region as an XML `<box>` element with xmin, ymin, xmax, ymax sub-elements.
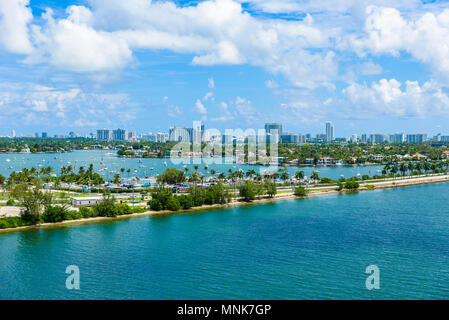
<box><xmin>11</xmin><ymin>180</ymin><xmax>53</xmax><ymax>224</ymax></box>
<box><xmin>239</xmin><ymin>181</ymin><xmax>257</xmax><ymax>202</ymax></box>
<box><xmin>293</xmin><ymin>186</ymin><xmax>307</xmax><ymax>197</ymax></box>
<box><xmin>113</xmin><ymin>173</ymin><xmax>121</xmax><ymax>185</ymax></box>
<box><xmin>264</xmin><ymin>180</ymin><xmax>277</xmax><ymax>198</ymax></box>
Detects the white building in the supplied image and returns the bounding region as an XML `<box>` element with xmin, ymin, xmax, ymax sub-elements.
<box><xmin>70</xmin><ymin>196</ymin><xmax>103</xmax><ymax>207</ymax></box>
<box><xmin>325</xmin><ymin>121</ymin><xmax>334</xmax><ymax>143</ymax></box>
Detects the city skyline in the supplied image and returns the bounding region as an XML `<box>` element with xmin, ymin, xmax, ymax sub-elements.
<box><xmin>2</xmin><ymin>1</ymin><xmax>449</xmax><ymax>135</ymax></box>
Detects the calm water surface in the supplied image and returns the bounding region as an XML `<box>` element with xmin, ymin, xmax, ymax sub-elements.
<box><xmin>1</xmin><ymin>183</ymin><xmax>449</xmax><ymax>299</ymax></box>
<box><xmin>0</xmin><ymin>150</ymin><xmax>383</xmax><ymax>180</ymax></box>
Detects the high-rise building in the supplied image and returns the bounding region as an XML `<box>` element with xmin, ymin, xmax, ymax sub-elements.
<box><xmin>325</xmin><ymin>121</ymin><xmax>334</xmax><ymax>143</ymax></box>
<box><xmin>11</xmin><ymin>130</ymin><xmax>16</xmax><ymax>138</ymax></box>
<box><xmin>113</xmin><ymin>128</ymin><xmax>128</xmax><ymax>141</ymax></box>
<box><xmin>370</xmin><ymin>133</ymin><xmax>387</xmax><ymax>144</ymax></box>
<box><xmin>264</xmin><ymin>123</ymin><xmax>283</xmax><ymax>135</ymax></box>
<box><xmin>406</xmin><ymin>134</ymin><xmax>427</xmax><ymax>143</ymax></box>
<box><xmin>96</xmin><ymin>129</ymin><xmax>112</xmax><ymax>141</ymax></box>
<box><xmin>169</xmin><ymin>127</ymin><xmax>191</xmax><ymax>142</ymax></box>
<box><xmin>264</xmin><ymin>123</ymin><xmax>282</xmax><ymax>144</ymax></box>
<box><xmin>41</xmin><ymin>132</ymin><xmax>47</xmax><ymax>138</ymax></box>
<box><xmin>389</xmin><ymin>133</ymin><xmax>405</xmax><ymax>143</ymax></box>
<box><xmin>128</xmin><ymin>131</ymin><xmax>137</xmax><ymax>141</ymax></box>
<box><xmin>192</xmin><ymin>122</ymin><xmax>205</xmax><ymax>144</ymax></box>
<box><xmin>351</xmin><ymin>134</ymin><xmax>358</xmax><ymax>143</ymax></box>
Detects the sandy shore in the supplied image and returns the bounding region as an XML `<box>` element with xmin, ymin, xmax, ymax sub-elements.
<box><xmin>1</xmin><ymin>173</ymin><xmax>449</xmax><ymax>233</ymax></box>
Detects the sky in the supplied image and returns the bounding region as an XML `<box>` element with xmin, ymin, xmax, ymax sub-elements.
<box><xmin>1</xmin><ymin>0</ymin><xmax>449</xmax><ymax>137</ymax></box>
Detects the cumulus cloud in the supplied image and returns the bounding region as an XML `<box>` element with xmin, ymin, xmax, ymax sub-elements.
<box><xmin>351</xmin><ymin>6</ymin><xmax>449</xmax><ymax>81</ymax></box>
<box><xmin>341</xmin><ymin>78</ymin><xmax>449</xmax><ymax>118</ymax></box>
<box><xmin>0</xmin><ymin>83</ymin><xmax>131</xmax><ymax>128</ymax></box>
<box><xmin>194</xmin><ymin>99</ymin><xmax>207</xmax><ymax>114</ymax></box>
<box><xmin>0</xmin><ymin>0</ymin><xmax>33</xmax><ymax>54</ymax></box>
<box><xmin>2</xmin><ymin>0</ymin><xmax>338</xmax><ymax>88</ymax></box>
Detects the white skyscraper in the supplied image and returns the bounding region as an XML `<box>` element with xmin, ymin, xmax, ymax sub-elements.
<box><xmin>11</xmin><ymin>130</ymin><xmax>16</xmax><ymax>138</ymax></box>
<box><xmin>325</xmin><ymin>121</ymin><xmax>334</xmax><ymax>143</ymax></box>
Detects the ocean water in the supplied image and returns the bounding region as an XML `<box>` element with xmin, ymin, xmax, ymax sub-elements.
<box><xmin>1</xmin><ymin>182</ymin><xmax>449</xmax><ymax>299</ymax></box>
<box><xmin>0</xmin><ymin>150</ymin><xmax>383</xmax><ymax>180</ymax></box>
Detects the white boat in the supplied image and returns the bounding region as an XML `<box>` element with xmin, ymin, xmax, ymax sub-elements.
<box><xmin>5</xmin><ymin>159</ymin><xmax>10</xmax><ymax>162</ymax></box>
<box><xmin>164</xmin><ymin>161</ymin><xmax>168</xmax><ymax>167</ymax></box>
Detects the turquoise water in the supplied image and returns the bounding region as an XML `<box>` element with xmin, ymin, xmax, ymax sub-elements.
<box><xmin>0</xmin><ymin>150</ymin><xmax>383</xmax><ymax>180</ymax></box>
<box><xmin>2</xmin><ymin>183</ymin><xmax>449</xmax><ymax>299</ymax></box>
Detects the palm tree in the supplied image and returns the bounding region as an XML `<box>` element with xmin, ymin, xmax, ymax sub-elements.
<box><xmin>399</xmin><ymin>163</ymin><xmax>407</xmax><ymax>176</ymax></box>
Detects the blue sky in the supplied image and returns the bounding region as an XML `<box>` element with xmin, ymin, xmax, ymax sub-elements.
<box><xmin>1</xmin><ymin>0</ymin><xmax>449</xmax><ymax>137</ymax></box>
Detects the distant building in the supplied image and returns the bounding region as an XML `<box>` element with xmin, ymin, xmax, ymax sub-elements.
<box><xmin>361</xmin><ymin>134</ymin><xmax>367</xmax><ymax>143</ymax></box>
<box><xmin>169</xmin><ymin>127</ymin><xmax>192</xmax><ymax>142</ymax></box>
<box><xmin>369</xmin><ymin>134</ymin><xmax>387</xmax><ymax>144</ymax></box>
<box><xmin>389</xmin><ymin>133</ymin><xmax>405</xmax><ymax>143</ymax></box>
<box><xmin>128</xmin><ymin>131</ymin><xmax>137</xmax><ymax>141</ymax></box>
<box><xmin>406</xmin><ymin>134</ymin><xmax>427</xmax><ymax>143</ymax></box>
<box><xmin>97</xmin><ymin>129</ymin><xmax>112</xmax><ymax>141</ymax></box>
<box><xmin>264</xmin><ymin>123</ymin><xmax>282</xmax><ymax>144</ymax></box>
<box><xmin>325</xmin><ymin>121</ymin><xmax>334</xmax><ymax>143</ymax></box>
<box><xmin>113</xmin><ymin>128</ymin><xmax>128</xmax><ymax>141</ymax></box>
<box><xmin>41</xmin><ymin>132</ymin><xmax>47</xmax><ymax>138</ymax></box>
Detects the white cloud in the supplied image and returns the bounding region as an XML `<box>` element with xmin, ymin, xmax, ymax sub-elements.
<box><xmin>0</xmin><ymin>82</ymin><xmax>131</xmax><ymax>128</ymax></box>
<box><xmin>351</xmin><ymin>6</ymin><xmax>449</xmax><ymax>81</ymax></box>
<box><xmin>208</xmin><ymin>77</ymin><xmax>215</xmax><ymax>89</ymax></box>
<box><xmin>0</xmin><ymin>0</ymin><xmax>33</xmax><ymax>54</ymax></box>
<box><xmin>341</xmin><ymin>78</ymin><xmax>449</xmax><ymax>118</ymax></box>
<box><xmin>194</xmin><ymin>98</ymin><xmax>207</xmax><ymax>114</ymax></box>
<box><xmin>25</xmin><ymin>7</ymin><xmax>132</xmax><ymax>72</ymax></box>
<box><xmin>203</xmin><ymin>92</ymin><xmax>214</xmax><ymax>102</ymax></box>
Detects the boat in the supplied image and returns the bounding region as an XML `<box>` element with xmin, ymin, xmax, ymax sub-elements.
<box><xmin>5</xmin><ymin>159</ymin><xmax>10</xmax><ymax>162</ymax></box>
<box><xmin>164</xmin><ymin>161</ymin><xmax>168</xmax><ymax>167</ymax></box>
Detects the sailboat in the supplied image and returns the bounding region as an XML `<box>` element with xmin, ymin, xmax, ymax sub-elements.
<box><xmin>164</xmin><ymin>160</ymin><xmax>168</xmax><ymax>167</ymax></box>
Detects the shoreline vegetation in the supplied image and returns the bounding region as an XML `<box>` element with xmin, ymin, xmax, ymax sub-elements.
<box><xmin>1</xmin><ymin>167</ymin><xmax>449</xmax><ymax>233</ymax></box>
<box><xmin>2</xmin><ymin>137</ymin><xmax>449</xmax><ymax>167</ymax></box>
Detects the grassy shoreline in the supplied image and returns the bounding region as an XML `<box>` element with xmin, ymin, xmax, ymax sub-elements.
<box><xmin>1</xmin><ymin>173</ymin><xmax>449</xmax><ymax>234</ymax></box>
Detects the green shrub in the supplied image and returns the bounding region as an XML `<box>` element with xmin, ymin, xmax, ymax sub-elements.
<box><xmin>293</xmin><ymin>186</ymin><xmax>307</xmax><ymax>197</ymax></box>
<box><xmin>6</xmin><ymin>199</ymin><xmax>15</xmax><ymax>206</ymax></box>
<box><xmin>149</xmin><ymin>198</ymin><xmax>163</xmax><ymax>211</ymax></box>
<box><xmin>239</xmin><ymin>181</ymin><xmax>257</xmax><ymax>202</ymax></box>
<box><xmin>190</xmin><ymin>187</ymin><xmax>205</xmax><ymax>206</ymax></box>
<box><xmin>178</xmin><ymin>194</ymin><xmax>194</xmax><ymax>209</ymax></box>
<box><xmin>362</xmin><ymin>174</ymin><xmax>370</xmax><ymax>180</ymax></box>
<box><xmin>42</xmin><ymin>206</ymin><xmax>69</xmax><ymax>223</ymax></box>
<box><xmin>0</xmin><ymin>216</ymin><xmax>32</xmax><ymax>229</ymax></box>
<box><xmin>66</xmin><ymin>210</ymin><xmax>83</xmax><ymax>220</ymax></box>
<box><xmin>166</xmin><ymin>196</ymin><xmax>181</xmax><ymax>211</ymax></box>
<box><xmin>264</xmin><ymin>180</ymin><xmax>277</xmax><ymax>198</ymax></box>
<box><xmin>344</xmin><ymin>180</ymin><xmax>360</xmax><ymax>190</ymax></box>
<box><xmin>319</xmin><ymin>177</ymin><xmax>335</xmax><ymax>184</ymax></box>
<box><xmin>79</xmin><ymin>206</ymin><xmax>93</xmax><ymax>218</ymax></box>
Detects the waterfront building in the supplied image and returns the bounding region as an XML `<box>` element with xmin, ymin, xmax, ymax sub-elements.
<box><xmin>169</xmin><ymin>126</ymin><xmax>192</xmax><ymax>142</ymax></box>
<box><xmin>128</xmin><ymin>131</ymin><xmax>137</xmax><ymax>141</ymax></box>
<box><xmin>70</xmin><ymin>196</ymin><xmax>103</xmax><ymax>207</ymax></box>
<box><xmin>351</xmin><ymin>134</ymin><xmax>358</xmax><ymax>143</ymax></box>
<box><xmin>325</xmin><ymin>121</ymin><xmax>334</xmax><ymax>143</ymax></box>
<box><xmin>280</xmin><ymin>133</ymin><xmax>299</xmax><ymax>144</ymax></box>
<box><xmin>265</xmin><ymin>123</ymin><xmax>282</xmax><ymax>144</ymax></box>
<box><xmin>113</xmin><ymin>128</ymin><xmax>128</xmax><ymax>141</ymax></box>
<box><xmin>406</xmin><ymin>134</ymin><xmax>427</xmax><ymax>143</ymax></box>
<box><xmin>361</xmin><ymin>134</ymin><xmax>367</xmax><ymax>143</ymax></box>
<box><xmin>440</xmin><ymin>136</ymin><xmax>449</xmax><ymax>142</ymax></box>
<box><xmin>96</xmin><ymin>129</ymin><xmax>112</xmax><ymax>141</ymax></box>
<box><xmin>389</xmin><ymin>133</ymin><xmax>405</xmax><ymax>143</ymax></box>
<box><xmin>369</xmin><ymin>133</ymin><xmax>387</xmax><ymax>144</ymax></box>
